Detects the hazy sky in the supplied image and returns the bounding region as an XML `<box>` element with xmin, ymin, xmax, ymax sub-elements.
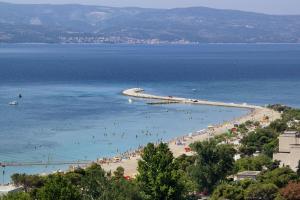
<box><xmin>3</xmin><ymin>0</ymin><xmax>300</xmax><ymax>15</ymax></box>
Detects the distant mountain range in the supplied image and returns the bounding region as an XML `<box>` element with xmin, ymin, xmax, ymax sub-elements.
<box><xmin>1</xmin><ymin>2</ymin><xmax>300</xmax><ymax>43</ymax></box>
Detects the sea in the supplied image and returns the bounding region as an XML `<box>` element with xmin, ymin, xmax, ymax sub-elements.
<box><xmin>0</xmin><ymin>43</ymin><xmax>300</xmax><ymax>183</ymax></box>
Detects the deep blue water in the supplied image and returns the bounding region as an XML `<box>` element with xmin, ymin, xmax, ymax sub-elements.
<box><xmin>0</xmin><ymin>44</ymin><xmax>299</xmax><ymax>182</ymax></box>
<box><xmin>1</xmin><ymin>44</ymin><xmax>300</xmax><ymax>84</ymax></box>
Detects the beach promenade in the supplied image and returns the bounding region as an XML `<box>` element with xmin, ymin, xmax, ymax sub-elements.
<box><xmin>100</xmin><ymin>88</ymin><xmax>281</xmax><ymax>177</ymax></box>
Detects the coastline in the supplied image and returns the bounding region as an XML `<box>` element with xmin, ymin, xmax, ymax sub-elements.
<box><xmin>98</xmin><ymin>88</ymin><xmax>281</xmax><ymax>177</ymax></box>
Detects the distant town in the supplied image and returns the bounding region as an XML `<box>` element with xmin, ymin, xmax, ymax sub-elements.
<box><xmin>59</xmin><ymin>36</ymin><xmax>194</xmax><ymax>44</ymax></box>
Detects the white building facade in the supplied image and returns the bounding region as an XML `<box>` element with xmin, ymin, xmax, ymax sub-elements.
<box><xmin>273</xmin><ymin>131</ymin><xmax>300</xmax><ymax>171</ymax></box>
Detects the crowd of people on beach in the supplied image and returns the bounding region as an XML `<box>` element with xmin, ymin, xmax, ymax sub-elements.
<box><xmin>91</xmin><ymin>107</ymin><xmax>264</xmax><ymax>168</ymax></box>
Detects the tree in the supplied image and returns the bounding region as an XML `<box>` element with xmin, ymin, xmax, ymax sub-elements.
<box><xmin>258</xmin><ymin>167</ymin><xmax>298</xmax><ymax>188</ymax></box>
<box><xmin>37</xmin><ymin>174</ymin><xmax>81</xmax><ymax>200</ymax></box>
<box><xmin>109</xmin><ymin>168</ymin><xmax>142</xmax><ymax>200</ymax></box>
<box><xmin>136</xmin><ymin>143</ymin><xmax>186</xmax><ymax>200</ymax></box>
<box><xmin>210</xmin><ymin>179</ymin><xmax>255</xmax><ymax>200</ymax></box>
<box><xmin>174</xmin><ymin>154</ymin><xmax>195</xmax><ymax>171</ymax></box>
<box><xmin>80</xmin><ymin>163</ymin><xmax>111</xmax><ymax>200</ymax></box>
<box><xmin>239</xmin><ymin>145</ymin><xmax>256</xmax><ymax>157</ymax></box>
<box><xmin>239</xmin><ymin>128</ymin><xmax>279</xmax><ymax>157</ymax></box>
<box><xmin>253</xmin><ymin>121</ymin><xmax>261</xmax><ymax>127</ymax></box>
<box><xmin>269</xmin><ymin>119</ymin><xmax>288</xmax><ymax>133</ymax></box>
<box><xmin>210</xmin><ymin>183</ymin><xmax>244</xmax><ymax>200</ymax></box>
<box><xmin>11</xmin><ymin>173</ymin><xmax>45</xmax><ymax>192</ymax></box>
<box><xmin>245</xmin><ymin>183</ymin><xmax>279</xmax><ymax>200</ymax></box>
<box><xmin>267</xmin><ymin>104</ymin><xmax>291</xmax><ymax>113</ymax></box>
<box><xmin>9</xmin><ymin>164</ymin><xmax>143</xmax><ymax>200</ymax></box>
<box><xmin>262</xmin><ymin>138</ymin><xmax>279</xmax><ymax>158</ymax></box>
<box><xmin>0</xmin><ymin>192</ymin><xmax>31</xmax><ymax>200</ymax></box>
<box><xmin>280</xmin><ymin>181</ymin><xmax>300</xmax><ymax>200</ymax></box>
<box><xmin>189</xmin><ymin>139</ymin><xmax>236</xmax><ymax>193</ymax></box>
<box><xmin>64</xmin><ymin>171</ymin><xmax>84</xmax><ymax>186</ymax></box>
<box><xmin>113</xmin><ymin>166</ymin><xmax>125</xmax><ymax>179</ymax></box>
<box><xmin>282</xmin><ymin>109</ymin><xmax>300</xmax><ymax>122</ymax></box>
<box><xmin>101</xmin><ymin>166</ymin><xmax>143</xmax><ymax>200</ymax></box>
<box><xmin>109</xmin><ymin>179</ymin><xmax>142</xmax><ymax>200</ymax></box>
<box><xmin>237</xmin><ymin>123</ymin><xmax>248</xmax><ymax>134</ymax></box>
<box><xmin>234</xmin><ymin>154</ymin><xmax>272</xmax><ymax>172</ymax></box>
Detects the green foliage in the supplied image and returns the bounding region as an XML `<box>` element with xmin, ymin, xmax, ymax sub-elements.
<box><xmin>108</xmin><ymin>166</ymin><xmax>143</xmax><ymax>200</ymax></box>
<box><xmin>76</xmin><ymin>164</ymin><xmax>142</xmax><ymax>200</ymax></box>
<box><xmin>0</xmin><ymin>192</ymin><xmax>31</xmax><ymax>200</ymax></box>
<box><xmin>80</xmin><ymin>163</ymin><xmax>111</xmax><ymax>200</ymax></box>
<box><xmin>239</xmin><ymin>128</ymin><xmax>279</xmax><ymax>157</ymax></box>
<box><xmin>211</xmin><ymin>165</ymin><xmax>298</xmax><ymax>200</ymax></box>
<box><xmin>270</xmin><ymin>119</ymin><xmax>288</xmax><ymax>132</ymax></box>
<box><xmin>11</xmin><ymin>164</ymin><xmax>142</xmax><ymax>200</ymax></box>
<box><xmin>239</xmin><ymin>108</ymin><xmax>300</xmax><ymax>158</ymax></box>
<box><xmin>214</xmin><ymin>133</ymin><xmax>227</xmax><ymax>143</ymax></box>
<box><xmin>245</xmin><ymin>183</ymin><xmax>279</xmax><ymax>200</ymax></box>
<box><xmin>282</xmin><ymin>108</ymin><xmax>300</xmax><ymax>121</ymax></box>
<box><xmin>239</xmin><ymin>145</ymin><xmax>257</xmax><ymax>157</ymax></box>
<box><xmin>210</xmin><ymin>183</ymin><xmax>244</xmax><ymax>200</ymax></box>
<box><xmin>234</xmin><ymin>154</ymin><xmax>272</xmax><ymax>172</ymax></box>
<box><xmin>245</xmin><ymin>120</ymin><xmax>253</xmax><ymax>127</ymax></box>
<box><xmin>189</xmin><ymin>139</ymin><xmax>236</xmax><ymax>193</ymax></box>
<box><xmin>113</xmin><ymin>166</ymin><xmax>125</xmax><ymax>179</ymax></box>
<box><xmin>263</xmin><ymin>138</ymin><xmax>279</xmax><ymax>158</ymax></box>
<box><xmin>136</xmin><ymin>143</ymin><xmax>186</xmax><ymax>200</ymax></box>
<box><xmin>253</xmin><ymin>121</ymin><xmax>261</xmax><ymax>127</ymax></box>
<box><xmin>237</xmin><ymin>123</ymin><xmax>248</xmax><ymax>134</ymax></box>
<box><xmin>243</xmin><ymin>120</ymin><xmax>260</xmax><ymax>128</ymax></box>
<box><xmin>210</xmin><ymin>179</ymin><xmax>255</xmax><ymax>200</ymax></box>
<box><xmin>36</xmin><ymin>174</ymin><xmax>81</xmax><ymax>200</ymax></box>
<box><xmin>174</xmin><ymin>154</ymin><xmax>195</xmax><ymax>171</ymax></box>
<box><xmin>267</xmin><ymin>107</ymin><xmax>300</xmax><ymax>133</ymax></box>
<box><xmin>110</xmin><ymin>175</ymin><xmax>142</xmax><ymax>200</ymax></box>
<box><xmin>64</xmin><ymin>171</ymin><xmax>84</xmax><ymax>186</ymax></box>
<box><xmin>258</xmin><ymin>167</ymin><xmax>298</xmax><ymax>188</ymax></box>
<box><xmin>11</xmin><ymin>173</ymin><xmax>45</xmax><ymax>191</ymax></box>
<box><xmin>210</xmin><ymin>107</ymin><xmax>300</xmax><ymax>199</ymax></box>
<box><xmin>268</xmin><ymin>104</ymin><xmax>291</xmax><ymax>113</ymax></box>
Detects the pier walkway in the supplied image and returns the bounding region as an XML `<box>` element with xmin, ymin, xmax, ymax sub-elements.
<box><xmin>123</xmin><ymin>88</ymin><xmax>260</xmax><ymax>109</ymax></box>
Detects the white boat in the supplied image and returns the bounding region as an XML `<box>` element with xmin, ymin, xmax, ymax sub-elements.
<box><xmin>9</xmin><ymin>101</ymin><xmax>18</xmax><ymax>106</ymax></box>
<box><xmin>128</xmin><ymin>98</ymin><xmax>133</xmax><ymax>103</ymax></box>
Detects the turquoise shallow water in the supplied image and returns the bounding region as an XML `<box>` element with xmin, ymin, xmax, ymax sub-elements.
<box><xmin>0</xmin><ymin>83</ymin><xmax>248</xmax><ymax>182</ymax></box>
<box><xmin>0</xmin><ymin>44</ymin><xmax>300</xmax><ymax>182</ymax></box>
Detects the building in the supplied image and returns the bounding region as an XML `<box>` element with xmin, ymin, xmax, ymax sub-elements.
<box><xmin>0</xmin><ymin>185</ymin><xmax>23</xmax><ymax>196</ymax></box>
<box><xmin>273</xmin><ymin>131</ymin><xmax>300</xmax><ymax>171</ymax></box>
<box><xmin>234</xmin><ymin>171</ymin><xmax>261</xmax><ymax>181</ymax></box>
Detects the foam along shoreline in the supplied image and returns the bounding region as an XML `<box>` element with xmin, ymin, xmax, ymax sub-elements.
<box><xmin>99</xmin><ymin>88</ymin><xmax>281</xmax><ymax>177</ymax></box>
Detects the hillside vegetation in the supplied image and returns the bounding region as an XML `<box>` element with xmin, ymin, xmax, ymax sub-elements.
<box><xmin>0</xmin><ymin>2</ymin><xmax>300</xmax><ymax>43</ymax></box>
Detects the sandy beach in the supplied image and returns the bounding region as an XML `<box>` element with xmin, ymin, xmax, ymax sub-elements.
<box><xmin>100</xmin><ymin>88</ymin><xmax>281</xmax><ymax>177</ymax></box>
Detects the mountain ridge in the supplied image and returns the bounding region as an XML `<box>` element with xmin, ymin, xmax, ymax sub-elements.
<box><xmin>0</xmin><ymin>2</ymin><xmax>300</xmax><ymax>43</ymax></box>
